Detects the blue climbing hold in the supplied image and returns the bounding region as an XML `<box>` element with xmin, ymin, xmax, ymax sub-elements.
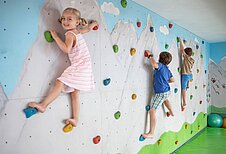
<box><xmin>139</xmin><ymin>135</ymin><xmax>145</xmax><ymax>141</ymax></box>
<box><xmin>150</xmin><ymin>26</ymin><xmax>154</xmax><ymax>32</ymax></box>
<box><xmin>145</xmin><ymin>105</ymin><xmax>150</xmax><ymax>111</ymax></box>
<box><xmin>174</xmin><ymin>88</ymin><xmax>178</xmax><ymax>93</ymax></box>
<box><xmin>23</xmin><ymin>107</ymin><xmax>38</xmax><ymax>118</ymax></box>
<box><xmin>103</xmin><ymin>78</ymin><xmax>111</xmax><ymax>86</ymax></box>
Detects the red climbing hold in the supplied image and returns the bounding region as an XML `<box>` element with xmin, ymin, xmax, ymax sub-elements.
<box><xmin>93</xmin><ymin>135</ymin><xmax>101</xmax><ymax>144</ymax></box>
<box><xmin>93</xmin><ymin>25</ymin><xmax>99</xmax><ymax>30</ymax></box>
<box><xmin>169</xmin><ymin>23</ymin><xmax>173</xmax><ymax>29</ymax></box>
<box><xmin>137</xmin><ymin>21</ymin><xmax>141</xmax><ymax>28</ymax></box>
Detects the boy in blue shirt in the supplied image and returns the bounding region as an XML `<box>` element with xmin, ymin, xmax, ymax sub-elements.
<box><xmin>143</xmin><ymin>50</ymin><xmax>175</xmax><ymax>138</ymax></box>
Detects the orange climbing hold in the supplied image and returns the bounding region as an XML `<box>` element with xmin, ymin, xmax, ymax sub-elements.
<box><xmin>63</xmin><ymin>124</ymin><xmax>73</xmax><ymax>133</ymax></box>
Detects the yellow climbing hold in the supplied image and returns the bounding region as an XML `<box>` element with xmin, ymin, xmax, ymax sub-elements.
<box><xmin>63</xmin><ymin>124</ymin><xmax>73</xmax><ymax>133</ymax></box>
<box><xmin>130</xmin><ymin>48</ymin><xmax>136</xmax><ymax>56</ymax></box>
<box><xmin>158</xmin><ymin>139</ymin><xmax>162</xmax><ymax>145</ymax></box>
<box><xmin>132</xmin><ymin>94</ymin><xmax>137</xmax><ymax>100</ymax></box>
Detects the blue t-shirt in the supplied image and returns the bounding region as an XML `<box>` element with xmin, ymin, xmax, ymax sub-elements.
<box><xmin>153</xmin><ymin>63</ymin><xmax>173</xmax><ymax>93</ymax></box>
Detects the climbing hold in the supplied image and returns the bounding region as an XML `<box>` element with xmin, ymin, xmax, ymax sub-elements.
<box><xmin>195</xmin><ymin>86</ymin><xmax>197</xmax><ymax>89</ymax></box>
<box><xmin>121</xmin><ymin>0</ymin><xmax>127</xmax><ymax>8</ymax></box>
<box><xmin>166</xmin><ymin>112</ymin><xmax>170</xmax><ymax>117</ymax></box>
<box><xmin>113</xmin><ymin>44</ymin><xmax>119</xmax><ymax>53</ymax></box>
<box><xmin>23</xmin><ymin>107</ymin><xmax>38</xmax><ymax>118</ymax></box>
<box><xmin>131</xmin><ymin>94</ymin><xmax>137</xmax><ymax>100</ymax></box>
<box><xmin>114</xmin><ymin>111</ymin><xmax>121</xmax><ymax>120</ymax></box>
<box><xmin>137</xmin><ymin>20</ymin><xmax>141</xmax><ymax>28</ymax></box>
<box><xmin>44</xmin><ymin>31</ymin><xmax>54</xmax><ymax>42</ymax></box>
<box><xmin>190</xmin><ymin>95</ymin><xmax>193</xmax><ymax>100</ymax></box>
<box><xmin>199</xmin><ymin>100</ymin><xmax>202</xmax><ymax>104</ymax></box>
<box><xmin>103</xmin><ymin>78</ymin><xmax>111</xmax><ymax>86</ymax></box>
<box><xmin>203</xmin><ymin>85</ymin><xmax>206</xmax><ymax>88</ymax></box>
<box><xmin>145</xmin><ymin>105</ymin><xmax>150</xmax><ymax>111</ymax></box>
<box><xmin>198</xmin><ymin>125</ymin><xmax>201</xmax><ymax>130</ymax></box>
<box><xmin>183</xmin><ymin>39</ymin><xmax>187</xmax><ymax>44</ymax></box>
<box><xmin>200</xmin><ymin>54</ymin><xmax>203</xmax><ymax>58</ymax></box>
<box><xmin>169</xmin><ymin>23</ymin><xmax>173</xmax><ymax>29</ymax></box>
<box><xmin>93</xmin><ymin>135</ymin><xmax>101</xmax><ymax>144</ymax></box>
<box><xmin>175</xmin><ymin>140</ymin><xmax>179</xmax><ymax>145</ymax></box>
<box><xmin>158</xmin><ymin>139</ymin><xmax>162</xmax><ymax>145</ymax></box>
<box><xmin>191</xmin><ymin>130</ymin><xmax>193</xmax><ymax>134</ymax></box>
<box><xmin>196</xmin><ymin>45</ymin><xmax>199</xmax><ymax>50</ymax></box>
<box><xmin>202</xmin><ymin>41</ymin><xmax>204</xmax><ymax>44</ymax></box>
<box><xmin>222</xmin><ymin>84</ymin><xmax>226</xmax><ymax>89</ymax></box>
<box><xmin>63</xmin><ymin>124</ymin><xmax>73</xmax><ymax>133</ymax></box>
<box><xmin>150</xmin><ymin>26</ymin><xmax>154</xmax><ymax>32</ymax></box>
<box><xmin>192</xmin><ymin>52</ymin><xmax>195</xmax><ymax>56</ymax></box>
<box><xmin>205</xmin><ymin>70</ymin><xmax>207</xmax><ymax>74</ymax></box>
<box><xmin>197</xmin><ymin>69</ymin><xmax>200</xmax><ymax>73</ymax></box>
<box><xmin>177</xmin><ymin>67</ymin><xmax>181</xmax><ymax>73</ymax></box>
<box><xmin>139</xmin><ymin>135</ymin><xmax>145</xmax><ymax>141</ymax></box>
<box><xmin>176</xmin><ymin>37</ymin><xmax>180</xmax><ymax>43</ymax></box>
<box><xmin>185</xmin><ymin>124</ymin><xmax>188</xmax><ymax>129</ymax></box>
<box><xmin>165</xmin><ymin>44</ymin><xmax>169</xmax><ymax>49</ymax></box>
<box><xmin>93</xmin><ymin>25</ymin><xmax>99</xmax><ymax>30</ymax></box>
<box><xmin>130</xmin><ymin>48</ymin><xmax>136</xmax><ymax>56</ymax></box>
<box><xmin>174</xmin><ymin>88</ymin><xmax>178</xmax><ymax>93</ymax></box>
<box><xmin>193</xmin><ymin>112</ymin><xmax>196</xmax><ymax>116</ymax></box>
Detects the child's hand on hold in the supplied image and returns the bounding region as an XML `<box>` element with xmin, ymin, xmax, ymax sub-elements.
<box><xmin>89</xmin><ymin>20</ymin><xmax>99</xmax><ymax>30</ymax></box>
<box><xmin>50</xmin><ymin>30</ymin><xmax>58</xmax><ymax>40</ymax></box>
<box><xmin>144</xmin><ymin>50</ymin><xmax>153</xmax><ymax>58</ymax></box>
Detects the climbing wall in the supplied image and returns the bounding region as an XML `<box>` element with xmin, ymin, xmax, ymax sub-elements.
<box><xmin>0</xmin><ymin>0</ymin><xmax>208</xmax><ymax>154</ymax></box>
<box><xmin>209</xmin><ymin>57</ymin><xmax>226</xmax><ymax>114</ymax></box>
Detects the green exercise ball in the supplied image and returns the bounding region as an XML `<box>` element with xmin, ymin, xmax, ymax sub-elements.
<box><xmin>208</xmin><ymin>114</ymin><xmax>223</xmax><ymax>128</ymax></box>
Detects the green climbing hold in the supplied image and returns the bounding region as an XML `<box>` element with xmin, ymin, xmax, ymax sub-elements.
<box><xmin>192</xmin><ymin>52</ymin><xmax>195</xmax><ymax>56</ymax></box>
<box><xmin>150</xmin><ymin>26</ymin><xmax>154</xmax><ymax>32</ymax></box>
<box><xmin>176</xmin><ymin>37</ymin><xmax>180</xmax><ymax>43</ymax></box>
<box><xmin>114</xmin><ymin>111</ymin><xmax>121</xmax><ymax>120</ymax></box>
<box><xmin>200</xmin><ymin>54</ymin><xmax>203</xmax><ymax>58</ymax></box>
<box><xmin>44</xmin><ymin>31</ymin><xmax>54</xmax><ymax>42</ymax></box>
<box><xmin>165</xmin><ymin>44</ymin><xmax>169</xmax><ymax>49</ymax></box>
<box><xmin>121</xmin><ymin>0</ymin><xmax>127</xmax><ymax>8</ymax></box>
<box><xmin>195</xmin><ymin>86</ymin><xmax>197</xmax><ymax>89</ymax></box>
<box><xmin>113</xmin><ymin>44</ymin><xmax>119</xmax><ymax>53</ymax></box>
<box><xmin>178</xmin><ymin>67</ymin><xmax>181</xmax><ymax>73</ymax></box>
<box><xmin>190</xmin><ymin>95</ymin><xmax>193</xmax><ymax>100</ymax></box>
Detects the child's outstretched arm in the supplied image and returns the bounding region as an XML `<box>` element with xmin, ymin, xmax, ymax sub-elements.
<box><xmin>78</xmin><ymin>20</ymin><xmax>98</xmax><ymax>34</ymax></box>
<box><xmin>179</xmin><ymin>38</ymin><xmax>185</xmax><ymax>55</ymax></box>
<box><xmin>50</xmin><ymin>30</ymin><xmax>74</xmax><ymax>53</ymax></box>
<box><xmin>145</xmin><ymin>50</ymin><xmax>158</xmax><ymax>69</ymax></box>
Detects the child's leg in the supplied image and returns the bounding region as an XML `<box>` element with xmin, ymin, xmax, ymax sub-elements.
<box><xmin>182</xmin><ymin>89</ymin><xmax>187</xmax><ymax>106</ymax></box>
<box><xmin>28</xmin><ymin>80</ymin><xmax>64</xmax><ymax>112</ymax></box>
<box><xmin>65</xmin><ymin>89</ymin><xmax>80</xmax><ymax>127</ymax></box>
<box><xmin>142</xmin><ymin>108</ymin><xmax>156</xmax><ymax>138</ymax></box>
<box><xmin>163</xmin><ymin>99</ymin><xmax>174</xmax><ymax>116</ymax></box>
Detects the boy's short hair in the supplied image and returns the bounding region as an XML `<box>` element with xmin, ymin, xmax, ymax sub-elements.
<box><xmin>159</xmin><ymin>52</ymin><xmax>172</xmax><ymax>65</ymax></box>
<box><xmin>184</xmin><ymin>47</ymin><xmax>193</xmax><ymax>56</ymax></box>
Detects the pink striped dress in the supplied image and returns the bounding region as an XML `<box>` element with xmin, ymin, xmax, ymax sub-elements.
<box><xmin>57</xmin><ymin>31</ymin><xmax>95</xmax><ymax>93</ymax></box>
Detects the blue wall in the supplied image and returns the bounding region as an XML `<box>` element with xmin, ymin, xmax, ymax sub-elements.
<box><xmin>210</xmin><ymin>42</ymin><xmax>226</xmax><ymax>64</ymax></box>
<box><xmin>0</xmin><ymin>0</ymin><xmax>44</xmax><ymax>96</ymax></box>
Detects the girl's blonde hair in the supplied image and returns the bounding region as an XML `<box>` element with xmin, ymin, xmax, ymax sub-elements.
<box><xmin>59</xmin><ymin>7</ymin><xmax>87</xmax><ymax>27</ymax></box>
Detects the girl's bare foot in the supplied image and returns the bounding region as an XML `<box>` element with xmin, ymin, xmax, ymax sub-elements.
<box><xmin>181</xmin><ymin>103</ymin><xmax>186</xmax><ymax>111</ymax></box>
<box><xmin>28</xmin><ymin>102</ymin><xmax>46</xmax><ymax>113</ymax></box>
<box><xmin>142</xmin><ymin>132</ymin><xmax>154</xmax><ymax>139</ymax></box>
<box><xmin>65</xmin><ymin>118</ymin><xmax>78</xmax><ymax>127</ymax></box>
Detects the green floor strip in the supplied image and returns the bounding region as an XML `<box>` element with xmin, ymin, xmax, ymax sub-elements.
<box><xmin>138</xmin><ymin>112</ymin><xmax>207</xmax><ymax>154</ymax></box>
<box><xmin>209</xmin><ymin>105</ymin><xmax>226</xmax><ymax>114</ymax></box>
<box><xmin>173</xmin><ymin>127</ymin><xmax>226</xmax><ymax>154</ymax></box>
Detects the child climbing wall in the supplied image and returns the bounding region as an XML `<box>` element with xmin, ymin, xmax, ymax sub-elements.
<box><xmin>0</xmin><ymin>0</ymin><xmax>208</xmax><ymax>154</ymax></box>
